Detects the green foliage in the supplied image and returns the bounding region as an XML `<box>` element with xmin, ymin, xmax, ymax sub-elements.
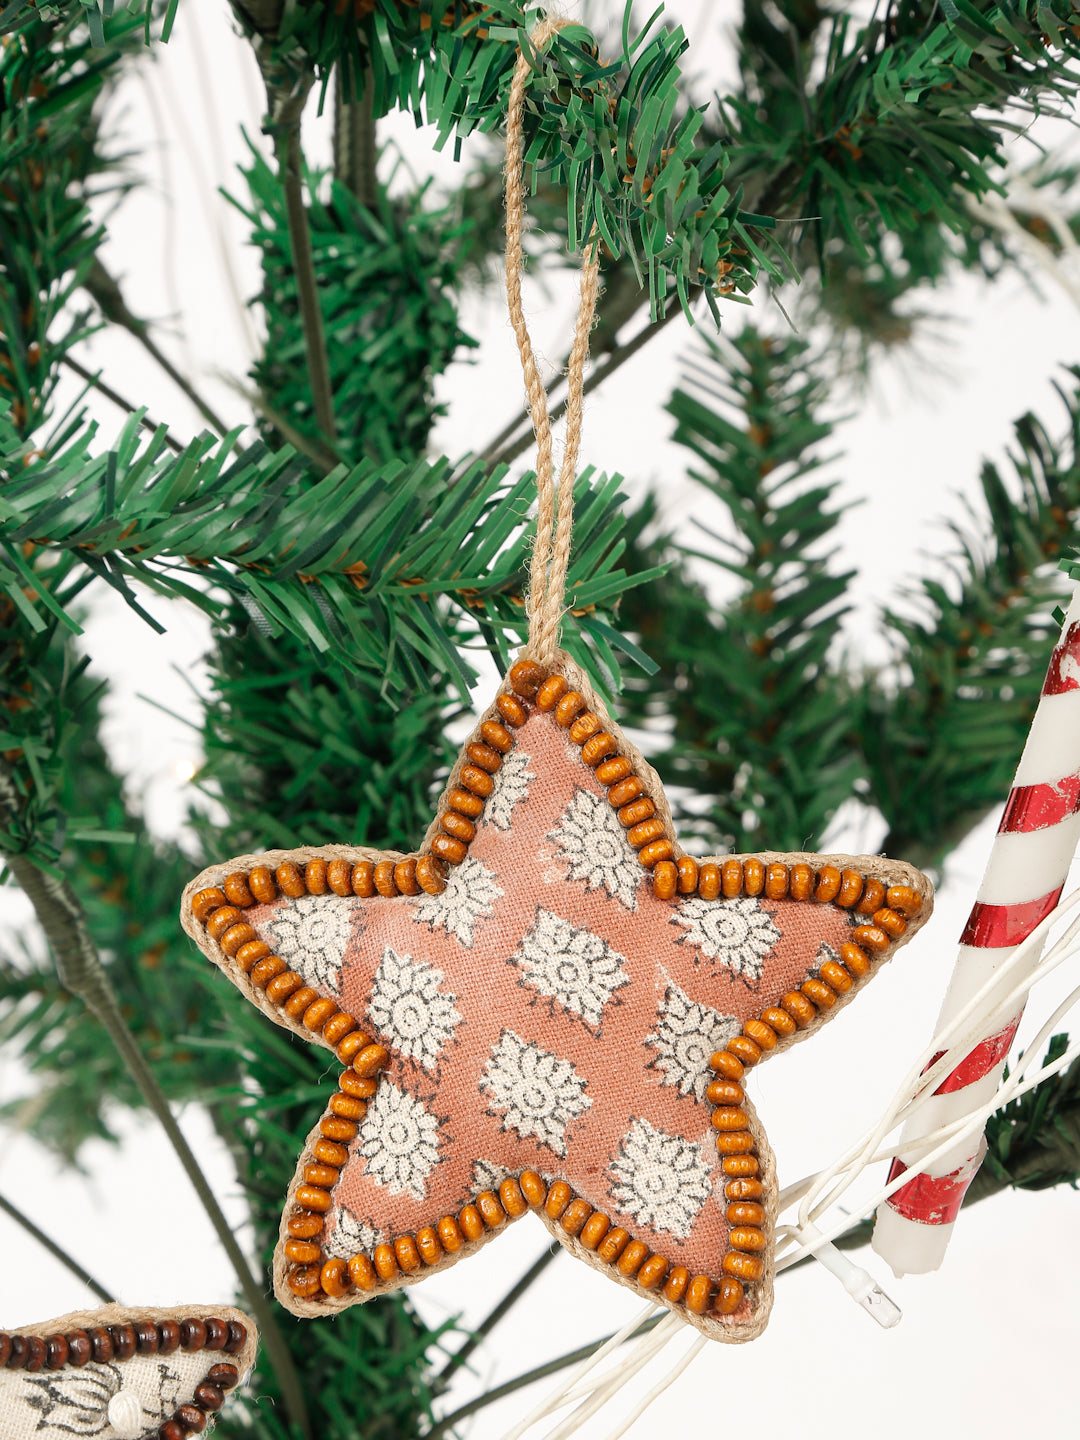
<box><xmin>973</xmin><ymin>1035</ymin><xmax>1080</xmax><ymax>1200</ymax></box>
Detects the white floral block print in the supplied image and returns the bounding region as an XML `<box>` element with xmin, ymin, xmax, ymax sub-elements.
<box><xmin>324</xmin><ymin>1207</ymin><xmax>385</xmax><ymax>1260</ymax></box>
<box><xmin>486</xmin><ymin>746</ymin><xmax>535</xmax><ymax>830</ymax></box>
<box><xmin>549</xmin><ymin>788</ymin><xmax>642</xmax><ymax>910</ymax></box>
<box><xmin>645</xmin><ymin>979</ymin><xmax>741</xmax><ymax>1100</ymax></box>
<box><xmin>368</xmin><ymin>945</ymin><xmax>461</xmax><ymax>1071</ymax></box>
<box><xmin>410</xmin><ymin>856</ymin><xmax>503</xmax><ymax>947</ymax></box>
<box><xmin>510</xmin><ymin>908</ymin><xmax>629</xmax><ymax>1030</ymax></box>
<box><xmin>358</xmin><ymin>1082</ymin><xmax>443</xmax><ymax>1201</ymax></box>
<box><xmin>609</xmin><ymin>1117</ymin><xmax>712</xmax><ymax>1239</ymax></box>
<box><xmin>18</xmin><ymin>1357</ymin><xmax>183</xmax><ymax>1438</ymax></box>
<box><xmin>480</xmin><ymin>1030</ymin><xmax>591</xmax><ymax>1157</ymax></box>
<box><xmin>267</xmin><ymin>893</ymin><xmax>357</xmax><ymax>994</ymax></box>
<box><xmin>470</xmin><ymin>1159</ymin><xmax>511</xmax><ymax>1195</ymax></box>
<box><xmin>669</xmin><ymin>894</ymin><xmax>781</xmax><ymax>983</ymax></box>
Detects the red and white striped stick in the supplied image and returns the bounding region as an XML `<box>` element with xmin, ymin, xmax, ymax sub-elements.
<box><xmin>872</xmin><ymin>586</ymin><xmax>1080</xmax><ymax>1275</ymax></box>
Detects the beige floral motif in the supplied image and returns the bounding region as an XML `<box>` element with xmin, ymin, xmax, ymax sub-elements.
<box><xmin>358</xmin><ymin>1082</ymin><xmax>443</xmax><ymax>1200</ymax></box>
<box><xmin>669</xmin><ymin>895</ymin><xmax>780</xmax><ymax>983</ymax></box>
<box><xmin>324</xmin><ymin>1207</ymin><xmax>385</xmax><ymax>1260</ymax></box>
<box><xmin>480</xmin><ymin>1029</ymin><xmax>591</xmax><ymax>1157</ymax></box>
<box><xmin>486</xmin><ymin>747</ymin><xmax>535</xmax><ymax>830</ymax></box>
<box><xmin>609</xmin><ymin>1117</ymin><xmax>712</xmax><ymax>1239</ymax></box>
<box><xmin>410</xmin><ymin>856</ymin><xmax>503</xmax><ymax>947</ymax></box>
<box><xmin>510</xmin><ymin>907</ymin><xmax>629</xmax><ymax>1030</ymax></box>
<box><xmin>368</xmin><ymin>945</ymin><xmax>461</xmax><ymax>1071</ymax></box>
<box><xmin>549</xmin><ymin>788</ymin><xmax>642</xmax><ymax>910</ymax></box>
<box><xmin>645</xmin><ymin>979</ymin><xmax>740</xmax><ymax>1099</ymax></box>
<box><xmin>267</xmin><ymin>894</ymin><xmax>357</xmax><ymax>995</ymax></box>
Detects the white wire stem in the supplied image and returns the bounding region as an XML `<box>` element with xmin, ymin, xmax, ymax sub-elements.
<box><xmin>599</xmin><ymin>1334</ymin><xmax>708</xmax><ymax>1440</ymax></box>
<box><xmin>537</xmin><ymin>1315</ymin><xmax>685</xmax><ymax>1440</ymax></box>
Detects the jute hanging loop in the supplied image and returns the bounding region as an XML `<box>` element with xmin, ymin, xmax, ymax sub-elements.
<box><xmin>505</xmin><ymin>16</ymin><xmax>602</xmax><ymax>666</ymax></box>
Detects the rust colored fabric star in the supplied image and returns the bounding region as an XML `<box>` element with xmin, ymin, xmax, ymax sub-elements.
<box><xmin>181</xmin><ymin>655</ymin><xmax>932</xmax><ymax>1343</ymax></box>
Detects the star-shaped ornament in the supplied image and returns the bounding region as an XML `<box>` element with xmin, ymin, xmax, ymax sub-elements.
<box><xmin>182</xmin><ymin>655</ymin><xmax>932</xmax><ymax>1342</ymax></box>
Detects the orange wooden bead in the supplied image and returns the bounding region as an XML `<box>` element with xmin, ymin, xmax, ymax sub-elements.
<box><xmin>780</xmin><ymin>990</ymin><xmax>817</xmax><ymax>1026</ymax></box>
<box><xmin>616</xmin><ymin>1240</ymin><xmax>649</xmax><ymax>1276</ymax></box>
<box><xmin>305</xmin><ymin>858</ymin><xmax>328</xmax><ymax>894</ymax></box>
<box><xmin>206</xmin><ymin>905</ymin><xmax>242</xmax><ymax>941</ymax></box>
<box><xmin>235</xmin><ymin>939</ymin><xmax>271</xmax><ymax>972</ymax></box>
<box><xmin>652</xmin><ymin>861</ymin><xmax>677</xmax><ymax>900</ymax></box>
<box><xmin>596</xmin><ymin>1227</ymin><xmax>630</xmax><ymax>1264</ymax></box>
<box><xmin>743</xmin><ymin>1018</ymin><xmax>777</xmax><ymax>1050</ymax></box>
<box><xmin>248</xmin><ymin>867</ymin><xmax>277</xmax><ymax>904</ymax></box>
<box><xmin>886</xmin><ymin>883</ymin><xmax>922</xmax><ymax>918</ymax></box>
<box><xmin>322</xmin><ymin>1013</ymin><xmax>356</xmax><ymax>1047</ymax></box>
<box><xmin>284</xmin><ymin>1239</ymin><xmax>321</xmax><ymax>1265</ymax></box>
<box><xmin>727</xmin><ymin>1035</ymin><xmax>762</xmax><ymax>1066</ymax></box>
<box><xmin>837</xmin><ymin>868</ymin><xmax>864</xmax><ymax>908</ymax></box>
<box><xmin>569</xmin><ymin>712</ymin><xmax>602</xmax><ymax>745</ymax></box>
<box><xmin>321</xmin><ymin>1258</ymin><xmax>349</xmax><ymax>1297</ymax></box>
<box><xmin>304</xmin><ymin>1163</ymin><xmax>339</xmax><ymax>1188</ymax></box>
<box><xmin>373</xmin><ymin>860</ymin><xmax>398</xmax><ymax>896</ymax></box>
<box><xmin>555</xmin><ymin>691</ymin><xmax>587</xmax><ymax>727</ymax></box>
<box><xmin>496</xmin><ymin>693</ymin><xmax>527</xmax><ymax>727</ymax></box>
<box><xmin>499</xmin><ymin>1178</ymin><xmax>528</xmax><ymax>1218</ymax></box>
<box><xmin>715</xmin><ymin>1278</ymin><xmax>744</xmax><ymax>1315</ymax></box>
<box><xmin>685</xmin><ymin>1275</ymin><xmax>712</xmax><ymax>1313</ymax></box>
<box><xmin>284</xmin><ymin>986</ymin><xmax>318</xmax><ymax>1018</ymax></box>
<box><xmin>712</xmin><ymin>1106</ymin><xmax>749</xmax><ymax>1133</ymax></box>
<box><xmin>330</xmin><ymin>1093</ymin><xmax>367</xmax><ymax>1121</ymax></box>
<box><xmin>814</xmin><ymin>865</ymin><xmax>842</xmax><ymax>902</ymax></box>
<box><xmin>327</xmin><ymin>858</ymin><xmax>352</xmax><ymax>897</ymax></box>
<box><xmin>820</xmin><ymin>958</ymin><xmax>853</xmax><ymax>994</ymax></box>
<box><xmin>761</xmin><ymin>1005</ymin><xmax>796</xmax><ymax>1037</ymax></box>
<box><xmin>789</xmin><ymin>863</ymin><xmax>814</xmax><ymax>900</ymax></box>
<box><xmin>729</xmin><ymin>1226</ymin><xmax>766</xmax><ymax>1253</ymax></box>
<box><xmin>476</xmin><ymin>1191</ymin><xmax>506</xmax><ymax>1228</ymax></box>
<box><xmin>535</xmin><ymin>674</ymin><xmax>568</xmax><ymax>711</ymax></box>
<box><xmin>839</xmin><ymin>941</ymin><xmax>872</xmax><ymax>978</ymax></box>
<box><xmin>276</xmin><ymin>863</ymin><xmax>305</xmax><ymax>899</ymax></box>
<box><xmin>447</xmin><ymin>787</ymin><xmax>484</xmax><ymax>819</ymax></box>
<box><xmin>608</xmin><ymin>776</ymin><xmax>644</xmax><ymax>807</ymax></box>
<box><xmin>764</xmin><ymin>863</ymin><xmax>789</xmax><ymax>899</ymax></box>
<box><xmin>223</xmin><ymin>872</ymin><xmax>255</xmax><ymax>908</ymax></box>
<box><xmin>321</xmin><ymin>1117</ymin><xmax>358</xmax><ymax>1142</ymax></box>
<box><xmin>394</xmin><ymin>859</ymin><xmax>420</xmax><ymax>896</ymax></box>
<box><xmin>519</xmin><ymin>1171</ymin><xmax>546</xmax><ymax>1206</ymax></box>
<box><xmin>637</xmin><ymin>1255</ymin><xmax>669</xmax><ymax>1290</ymax></box>
<box><xmin>394</xmin><ymin>1236</ymin><xmax>421</xmax><ymax>1272</ymax></box>
<box><xmin>287</xmin><ymin>1265</ymin><xmax>321</xmax><ymax>1298</ymax></box>
<box><xmin>431</xmin><ymin>833</ymin><xmax>468</xmax><ymax>865</ymax></box>
<box><xmin>287</xmin><ymin>1212</ymin><xmax>323</xmax><ymax>1240</ymax></box>
<box><xmin>874</xmin><ymin>906</ymin><xmax>907</xmax><ymax>938</ymax></box>
<box><xmin>544</xmin><ymin>1181</ymin><xmax>572</xmax><ymax>1219</ymax></box>
<box><xmin>192</xmin><ymin>887</ymin><xmax>227</xmax><ymax>923</ymax></box>
<box><xmin>351</xmin><ymin>862</ymin><xmax>375</xmax><ymax>898</ymax></box>
<box><xmin>560</xmin><ymin>1199</ymin><xmax>592</xmax><ymax>1236</ymax></box>
<box><xmin>725</xmin><ymin>1177</ymin><xmax>764</xmax><ymax>1201</ymax></box>
<box><xmin>295</xmin><ymin>1185</ymin><xmax>332</xmax><ymax>1213</ymax></box>
<box><xmin>303</xmin><ymin>997</ymin><xmax>339</xmax><ymax>1033</ymax></box>
<box><xmin>677</xmin><ymin>857</ymin><xmax>699</xmax><ymax>895</ymax></box>
<box><xmin>722</xmin><ymin>1251</ymin><xmax>764</xmax><ymax>1282</ymax></box>
<box><xmin>508</xmin><ymin>659</ymin><xmax>546</xmax><ymax>698</ymax></box>
<box><xmin>250</xmin><ymin>957</ymin><xmax>287</xmax><ymax>988</ymax></box>
<box><xmin>459</xmin><ymin>764</ymin><xmax>494</xmax><ymax>798</ymax></box>
<box><xmin>438</xmin><ymin>1216</ymin><xmax>463</xmax><ymax>1252</ymax></box>
<box><xmin>372</xmin><ymin>1245</ymin><xmax>399</xmax><ymax>1281</ymax></box>
<box><xmin>581</xmin><ymin>732</ymin><xmax>618</xmax><ymax>767</ymax></box>
<box><xmin>415</xmin><ymin>855</ymin><xmax>448</xmax><ymax>895</ymax></box>
<box><xmin>417</xmin><ymin>1227</ymin><xmax>443</xmax><ymax>1266</ymax></box>
<box><xmin>467</xmin><ymin>741</ymin><xmax>503</xmax><ymax>773</ymax></box>
<box><xmin>638</xmin><ymin>838</ymin><xmax>674</xmax><ymax>868</ymax></box>
<box><xmin>336</xmin><ymin>1032</ymin><xmax>370</xmax><ymax>1064</ymax></box>
<box><xmin>340</xmin><ymin>1070</ymin><xmax>378</xmax><ymax>1098</ymax></box>
<box><xmin>480</xmin><ymin>719</ymin><xmax>514</xmax><ymax>753</ymax></box>
<box><xmin>727</xmin><ymin>1201</ymin><xmax>766</xmax><ymax>1226</ymax></box>
<box><xmin>715</xmin><ymin>1131</ymin><xmax>755</xmax><ymax>1155</ymax></box>
<box><xmin>441</xmin><ymin>811</ymin><xmax>476</xmax><ymax>843</ymax></box>
<box><xmin>857</xmin><ymin>878</ymin><xmax>886</xmax><ymax>915</ymax></box>
<box><xmin>725</xmin><ymin>1160</ymin><xmax>761</xmax><ymax>1181</ymax></box>
<box><xmin>314</xmin><ymin>1138</ymin><xmax>349</xmax><ymax>1167</ymax></box>
<box><xmin>348</xmin><ymin>1254</ymin><xmax>377</xmax><ymax>1290</ymax></box>
<box><xmin>579</xmin><ymin>1212</ymin><xmax>610</xmax><ymax>1250</ymax></box>
<box><xmin>698</xmin><ymin>861</ymin><xmax>721</xmax><ymax>900</ymax></box>
<box><xmin>266</xmin><ymin>971</ymin><xmax>303</xmax><ymax>1004</ymax></box>
<box><xmin>709</xmin><ymin>1050</ymin><xmax>745</xmax><ymax>1081</ymax></box>
<box><xmin>595</xmin><ymin>755</ymin><xmax>632</xmax><ymax>784</ymax></box>
<box><xmin>627</xmin><ymin>817</ymin><xmax>666</xmax><ymax>848</ymax></box>
<box><xmin>743</xmin><ymin>858</ymin><xmax>765</xmax><ymax>895</ymax></box>
<box><xmin>458</xmin><ymin>1205</ymin><xmax>484</xmax><ymax>1241</ymax></box>
<box><xmin>720</xmin><ymin>859</ymin><xmax>743</xmax><ymax>898</ymax></box>
<box><xmin>618</xmin><ymin>798</ymin><xmax>656</xmax><ymax>827</ymax></box>
<box><xmin>706</xmin><ymin>1078</ymin><xmax>744</xmax><ymax>1105</ymax></box>
<box><xmin>663</xmin><ymin>1266</ymin><xmax>689</xmax><ymax>1303</ymax></box>
<box><xmin>801</xmin><ymin>977</ymin><xmax>836</xmax><ymax>1009</ymax></box>
<box><xmin>853</xmin><ymin>923</ymin><xmax>890</xmax><ymax>954</ymax></box>
<box><xmin>353</xmin><ymin>1044</ymin><xmax>390</xmax><ymax>1077</ymax></box>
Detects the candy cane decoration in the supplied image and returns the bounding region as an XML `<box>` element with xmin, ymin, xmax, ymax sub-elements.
<box><xmin>872</xmin><ymin>585</ymin><xmax>1080</xmax><ymax>1275</ymax></box>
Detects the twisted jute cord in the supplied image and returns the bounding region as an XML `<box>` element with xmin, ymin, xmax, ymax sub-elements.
<box><xmin>505</xmin><ymin>16</ymin><xmax>602</xmax><ymax>666</ymax></box>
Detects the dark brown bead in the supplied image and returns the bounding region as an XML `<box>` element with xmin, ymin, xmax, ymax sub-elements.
<box><xmin>110</xmin><ymin>1323</ymin><xmax>136</xmax><ymax>1360</ymax></box>
<box><xmin>852</xmin><ymin>923</ymin><xmax>890</xmax><ymax>954</ymax></box>
<box><xmin>207</xmin><ymin>1363</ymin><xmax>240</xmax><ymax>1390</ymax></box>
<box><xmin>715</xmin><ymin>1277</ymin><xmax>744</xmax><ymax>1315</ymax></box>
<box><xmin>581</xmin><ymin>732</ymin><xmax>618</xmax><ymax>767</ymax></box>
<box><xmin>637</xmin><ymin>838</ymin><xmax>674</xmax><ymax>868</ymax></box>
<box><xmin>761</xmin><ymin>1005</ymin><xmax>797</xmax><ymax>1037</ymax></box>
<box><xmin>203</xmin><ymin>1317</ymin><xmax>228</xmax><ymax>1350</ymax></box>
<box><xmin>617</xmin><ymin>797</ymin><xmax>655</xmax><ymax>827</ymax></box>
<box><xmin>159</xmin><ymin>1422</ymin><xmax>186</xmax><ymax>1440</ymax></box>
<box><xmin>44</xmin><ymin>1334</ymin><xmax>68</xmax><ymax>1369</ymax></box>
<box><xmin>175</xmin><ymin>1405</ymin><xmax>207</xmax><ymax>1433</ymax></box>
<box><xmin>447</xmin><ymin>786</ymin><xmax>484</xmax><ymax>819</ymax></box>
<box><xmin>194</xmin><ymin>1382</ymin><xmax>226</xmax><ymax>1412</ymax></box>
<box><xmin>837</xmin><ymin>868</ymin><xmax>864</xmax><ymax>908</ymax></box>
<box><xmin>431</xmin><ymin>833</ymin><xmax>467</xmax><ymax>864</ymax></box>
<box><xmin>179</xmin><ymin>1318</ymin><xmax>207</xmax><ymax>1351</ymax></box>
<box><xmin>133</xmin><ymin>1321</ymin><xmax>160</xmax><ymax>1356</ymax></box>
<box><xmin>88</xmin><ymin>1328</ymin><xmax>113</xmax><ymax>1363</ymax></box>
<box><xmin>6</xmin><ymin>1335</ymin><xmax>27</xmax><ymax>1368</ymax></box>
<box><xmin>476</xmin><ymin>1190</ymin><xmax>506</xmax><ymax>1228</ymax></box>
<box><xmin>0</xmin><ymin>1335</ymin><xmax>9</xmax><ymax>1368</ymax></box>
<box><xmin>157</xmin><ymin>1321</ymin><xmax>181</xmax><ymax>1354</ymax></box>
<box><xmin>24</xmin><ymin>1336</ymin><xmax>45</xmax><ymax>1371</ymax></box>
<box><xmin>874</xmin><ymin>906</ymin><xmax>908</xmax><ymax>938</ymax></box>
<box><xmin>886</xmin><ymin>883</ymin><xmax>922</xmax><ymax>918</ymax></box>
<box><xmin>66</xmin><ymin>1331</ymin><xmax>92</xmax><ymax>1366</ymax></box>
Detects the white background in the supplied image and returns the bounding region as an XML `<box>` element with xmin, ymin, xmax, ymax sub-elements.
<box><xmin>1</xmin><ymin>1</ymin><xmax>1079</xmax><ymax>1436</ymax></box>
